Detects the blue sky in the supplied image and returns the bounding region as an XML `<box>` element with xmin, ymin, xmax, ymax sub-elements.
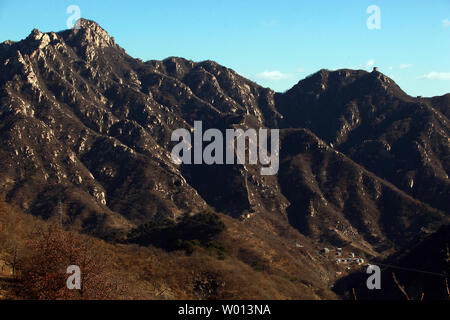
<box><xmin>1</xmin><ymin>0</ymin><xmax>449</xmax><ymax>96</ymax></box>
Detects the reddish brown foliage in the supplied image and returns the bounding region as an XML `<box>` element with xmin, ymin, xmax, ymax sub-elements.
<box><xmin>16</xmin><ymin>223</ymin><xmax>127</xmax><ymax>300</ymax></box>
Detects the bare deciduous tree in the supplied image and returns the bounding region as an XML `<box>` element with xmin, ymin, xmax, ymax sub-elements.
<box><xmin>16</xmin><ymin>223</ymin><xmax>129</xmax><ymax>300</ymax></box>
<box><xmin>392</xmin><ymin>272</ymin><xmax>410</xmax><ymax>300</ymax></box>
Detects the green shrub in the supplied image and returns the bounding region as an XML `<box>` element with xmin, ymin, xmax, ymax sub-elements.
<box><xmin>175</xmin><ymin>239</ymin><xmax>201</xmax><ymax>255</ymax></box>
<box><xmin>127</xmin><ymin>211</ymin><xmax>226</xmax><ymax>255</ymax></box>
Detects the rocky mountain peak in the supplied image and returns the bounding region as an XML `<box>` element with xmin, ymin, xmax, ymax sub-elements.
<box><xmin>28</xmin><ymin>28</ymin><xmax>44</xmax><ymax>40</ymax></box>
<box><xmin>286</xmin><ymin>67</ymin><xmax>407</xmax><ymax>103</ymax></box>
<box><xmin>23</xmin><ymin>28</ymin><xmax>52</xmax><ymax>50</ymax></box>
<box><xmin>62</xmin><ymin>18</ymin><xmax>116</xmax><ymax>49</ymax></box>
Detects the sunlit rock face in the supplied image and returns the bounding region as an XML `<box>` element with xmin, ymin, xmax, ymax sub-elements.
<box><xmin>0</xmin><ymin>20</ymin><xmax>448</xmax><ymax>252</ymax></box>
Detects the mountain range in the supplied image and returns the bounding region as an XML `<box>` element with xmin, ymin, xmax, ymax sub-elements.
<box><xmin>0</xmin><ymin>19</ymin><xmax>448</xmax><ymax>299</ymax></box>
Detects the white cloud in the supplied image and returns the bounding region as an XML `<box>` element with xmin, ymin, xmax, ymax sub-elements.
<box><xmin>388</xmin><ymin>64</ymin><xmax>412</xmax><ymax>71</ymax></box>
<box><xmin>262</xmin><ymin>20</ymin><xmax>278</xmax><ymax>27</ymax></box>
<box><xmin>398</xmin><ymin>64</ymin><xmax>412</xmax><ymax>70</ymax></box>
<box><xmin>364</xmin><ymin>59</ymin><xmax>376</xmax><ymax>69</ymax></box>
<box><xmin>443</xmin><ymin>19</ymin><xmax>450</xmax><ymax>27</ymax></box>
<box><xmin>296</xmin><ymin>67</ymin><xmax>304</xmax><ymax>73</ymax></box>
<box><xmin>356</xmin><ymin>59</ymin><xmax>375</xmax><ymax>70</ymax></box>
<box><xmin>255</xmin><ymin>70</ymin><xmax>293</xmax><ymax>81</ymax></box>
<box><xmin>418</xmin><ymin>72</ymin><xmax>450</xmax><ymax>80</ymax></box>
